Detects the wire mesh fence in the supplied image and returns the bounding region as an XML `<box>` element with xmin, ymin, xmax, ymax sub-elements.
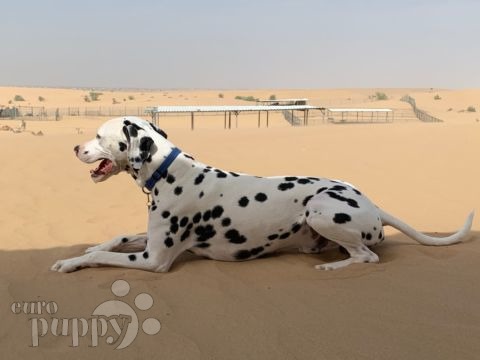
<box><xmin>400</xmin><ymin>95</ymin><xmax>443</xmax><ymax>122</ymax></box>
<box><xmin>0</xmin><ymin>106</ymin><xmax>149</xmax><ymax>120</ymax></box>
<box><xmin>0</xmin><ymin>102</ymin><xmax>427</xmax><ymax>126</ymax></box>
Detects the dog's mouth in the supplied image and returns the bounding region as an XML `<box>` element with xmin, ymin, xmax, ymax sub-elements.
<box><xmin>90</xmin><ymin>158</ymin><xmax>116</xmax><ymax>181</ymax></box>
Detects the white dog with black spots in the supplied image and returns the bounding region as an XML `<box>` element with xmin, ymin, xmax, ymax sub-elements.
<box><xmin>51</xmin><ymin>117</ymin><xmax>474</xmax><ymax>273</ymax></box>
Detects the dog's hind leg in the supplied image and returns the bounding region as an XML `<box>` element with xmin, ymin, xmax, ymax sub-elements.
<box><xmin>85</xmin><ymin>234</ymin><xmax>147</xmax><ymax>253</ymax></box>
<box><xmin>305</xmin><ymin>192</ymin><xmax>381</xmax><ymax>270</ymax></box>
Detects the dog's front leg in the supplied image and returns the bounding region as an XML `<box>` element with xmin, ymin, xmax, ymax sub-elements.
<box><xmin>85</xmin><ymin>234</ymin><xmax>148</xmax><ymax>253</ymax></box>
<box><xmin>51</xmin><ymin>229</ymin><xmax>186</xmax><ymax>273</ymax></box>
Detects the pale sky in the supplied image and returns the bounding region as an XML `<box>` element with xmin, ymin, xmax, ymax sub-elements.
<box><xmin>1</xmin><ymin>0</ymin><xmax>479</xmax><ymax>89</ymax></box>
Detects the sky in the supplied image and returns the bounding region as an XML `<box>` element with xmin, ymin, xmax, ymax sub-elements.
<box><xmin>1</xmin><ymin>0</ymin><xmax>479</xmax><ymax>89</ymax></box>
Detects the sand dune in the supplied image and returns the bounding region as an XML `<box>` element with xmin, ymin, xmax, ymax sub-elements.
<box><xmin>1</xmin><ymin>87</ymin><xmax>479</xmax><ymax>359</ymax></box>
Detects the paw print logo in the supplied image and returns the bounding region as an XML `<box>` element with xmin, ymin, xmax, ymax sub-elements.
<box><xmin>91</xmin><ymin>279</ymin><xmax>161</xmax><ymax>349</ymax></box>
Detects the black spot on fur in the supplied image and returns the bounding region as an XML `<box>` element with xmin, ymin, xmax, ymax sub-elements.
<box><xmin>222</xmin><ymin>218</ymin><xmax>231</xmax><ymax>227</ymax></box>
<box><xmin>170</xmin><ymin>216</ymin><xmax>178</xmax><ymax>224</ymax></box>
<box><xmin>333</xmin><ymin>213</ymin><xmax>352</xmax><ymax>224</ymax></box>
<box><xmin>128</xmin><ymin>254</ymin><xmax>137</xmax><ymax>261</ymax></box>
<box><xmin>170</xmin><ymin>223</ymin><xmax>179</xmax><ymax>234</ymax></box>
<box><xmin>211</xmin><ymin>205</ymin><xmax>224</xmax><ymax>219</ymax></box>
<box><xmin>278</xmin><ymin>182</ymin><xmax>295</xmax><ymax>191</ymax></box>
<box><xmin>330</xmin><ymin>185</ymin><xmax>347</xmax><ymax>192</ymax></box>
<box><xmin>254</xmin><ymin>193</ymin><xmax>268</xmax><ymax>202</ymax></box>
<box><xmin>180</xmin><ymin>217</ymin><xmax>189</xmax><ymax>227</ymax></box>
<box><xmin>216</xmin><ymin>170</ymin><xmax>228</xmax><ymax>178</ymax></box>
<box><xmin>199</xmin><ymin>191</ymin><xmax>204</xmax><ymax>198</ymax></box>
<box><xmin>268</xmin><ymin>234</ymin><xmax>279</xmax><ymax>240</ymax></box>
<box><xmin>297</xmin><ymin>178</ymin><xmax>311</xmax><ymax>184</ymax></box>
<box><xmin>203</xmin><ymin>210</ymin><xmax>212</xmax><ymax>222</ymax></box>
<box><xmin>119</xmin><ymin>142</ymin><xmax>127</xmax><ymax>151</ymax></box>
<box><xmin>154</xmin><ymin>188</ymin><xmax>159</xmax><ymax>196</ymax></box>
<box><xmin>139</xmin><ymin>136</ymin><xmax>153</xmax><ymax>151</ymax></box>
<box><xmin>225</xmin><ymin>229</ymin><xmax>247</xmax><ymax>244</ymax></box>
<box><xmin>250</xmin><ymin>246</ymin><xmax>264</xmax><ymax>256</ymax></box>
<box><xmin>362</xmin><ymin>232</ymin><xmax>366</xmax><ymax>239</ymax></box>
<box><xmin>162</xmin><ymin>211</ymin><xmax>170</xmax><ymax>219</ymax></box>
<box><xmin>151</xmin><ymin>205</ymin><xmax>157</xmax><ymax>211</ymax></box>
<box><xmin>291</xmin><ymin>223</ymin><xmax>302</xmax><ymax>233</ymax></box>
<box><xmin>195</xmin><ymin>225</ymin><xmax>216</xmax><ymax>242</ymax></box>
<box><xmin>326</xmin><ymin>191</ymin><xmax>359</xmax><ymax>208</ymax></box>
<box><xmin>203</xmin><ymin>168</ymin><xmax>211</xmax><ymax>173</ymax></box>
<box><xmin>354</xmin><ymin>189</ymin><xmax>362</xmax><ymax>195</ymax></box>
<box><xmin>279</xmin><ymin>232</ymin><xmax>290</xmax><ymax>239</ymax></box>
<box><xmin>238</xmin><ymin>196</ymin><xmax>249</xmax><ymax>207</ymax></box>
<box><xmin>193</xmin><ymin>212</ymin><xmax>201</xmax><ymax>223</ymax></box>
<box><xmin>194</xmin><ymin>174</ymin><xmax>205</xmax><ymax>185</ymax></box>
<box><xmin>164</xmin><ymin>238</ymin><xmax>174</xmax><ymax>248</ymax></box>
<box><xmin>184</xmin><ymin>153</ymin><xmax>194</xmax><ymax>160</ymax></box>
<box><xmin>316</xmin><ymin>187</ymin><xmax>328</xmax><ymax>194</ymax></box>
<box><xmin>129</xmin><ymin>126</ymin><xmax>138</xmax><ymax>137</ymax></box>
<box><xmin>230</xmin><ymin>172</ymin><xmax>240</xmax><ymax>177</ymax></box>
<box><xmin>166</xmin><ymin>174</ymin><xmax>176</xmax><ymax>184</ymax></box>
<box><xmin>174</xmin><ymin>186</ymin><xmax>183</xmax><ymax>195</ymax></box>
<box><xmin>235</xmin><ymin>250</ymin><xmax>251</xmax><ymax>260</ymax></box>
<box><xmin>143</xmin><ymin>252</ymin><xmax>149</xmax><ymax>259</ymax></box>
<box><xmin>196</xmin><ymin>242</ymin><xmax>210</xmax><ymax>248</ymax></box>
<box><xmin>305</xmin><ymin>211</ymin><xmax>310</xmax><ymax>217</ymax></box>
<box><xmin>121</xmin><ymin>237</ymin><xmax>128</xmax><ymax>243</ymax></box>
<box><xmin>181</xmin><ymin>229</ymin><xmax>191</xmax><ymax>242</ymax></box>
<box><xmin>285</xmin><ymin>176</ymin><xmax>298</xmax><ymax>181</ymax></box>
<box><xmin>138</xmin><ymin>137</ymin><xmax>153</xmax><ymax>163</ymax></box>
<box><xmin>302</xmin><ymin>195</ymin><xmax>313</xmax><ymax>206</ymax></box>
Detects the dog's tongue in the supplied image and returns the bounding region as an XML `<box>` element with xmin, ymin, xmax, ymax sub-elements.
<box><xmin>91</xmin><ymin>159</ymin><xmax>113</xmax><ymax>176</ymax></box>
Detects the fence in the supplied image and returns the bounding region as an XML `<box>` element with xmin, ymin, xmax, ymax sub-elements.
<box><xmin>400</xmin><ymin>95</ymin><xmax>442</xmax><ymax>122</ymax></box>
<box><xmin>0</xmin><ymin>106</ymin><xmax>148</xmax><ymax>120</ymax></box>
<box><xmin>282</xmin><ymin>110</ymin><xmax>303</xmax><ymax>126</ymax></box>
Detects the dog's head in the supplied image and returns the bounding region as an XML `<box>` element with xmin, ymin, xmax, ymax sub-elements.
<box><xmin>74</xmin><ymin>116</ymin><xmax>169</xmax><ymax>183</ymax></box>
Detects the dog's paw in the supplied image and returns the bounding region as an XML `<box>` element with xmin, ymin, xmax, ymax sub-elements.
<box><xmin>315</xmin><ymin>264</ymin><xmax>335</xmax><ymax>271</ymax></box>
<box><xmin>51</xmin><ymin>258</ymin><xmax>83</xmax><ymax>273</ymax></box>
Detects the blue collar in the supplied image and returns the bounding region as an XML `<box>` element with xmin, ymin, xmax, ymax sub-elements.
<box><xmin>144</xmin><ymin>147</ymin><xmax>182</xmax><ymax>191</ymax></box>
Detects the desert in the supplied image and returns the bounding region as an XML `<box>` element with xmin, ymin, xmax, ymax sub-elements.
<box><xmin>0</xmin><ymin>86</ymin><xmax>479</xmax><ymax>359</ymax></box>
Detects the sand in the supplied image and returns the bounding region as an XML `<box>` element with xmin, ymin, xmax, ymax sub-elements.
<box><xmin>0</xmin><ymin>87</ymin><xmax>479</xmax><ymax>359</ymax></box>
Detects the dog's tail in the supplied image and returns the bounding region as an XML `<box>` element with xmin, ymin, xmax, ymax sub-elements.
<box><xmin>379</xmin><ymin>209</ymin><xmax>474</xmax><ymax>246</ymax></box>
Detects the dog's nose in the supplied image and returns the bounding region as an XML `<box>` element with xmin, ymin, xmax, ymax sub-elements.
<box><xmin>74</xmin><ymin>145</ymin><xmax>80</xmax><ymax>154</ymax></box>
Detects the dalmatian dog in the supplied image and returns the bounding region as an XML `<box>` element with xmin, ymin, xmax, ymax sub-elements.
<box><xmin>51</xmin><ymin>116</ymin><xmax>474</xmax><ymax>273</ymax></box>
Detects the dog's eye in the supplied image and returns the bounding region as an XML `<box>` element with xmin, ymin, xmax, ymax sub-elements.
<box><xmin>96</xmin><ymin>134</ymin><xmax>101</xmax><ymax>139</ymax></box>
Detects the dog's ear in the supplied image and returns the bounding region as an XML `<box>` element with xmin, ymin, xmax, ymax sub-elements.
<box><xmin>149</xmin><ymin>122</ymin><xmax>168</xmax><ymax>139</ymax></box>
<box><xmin>122</xmin><ymin>124</ymin><xmax>157</xmax><ymax>171</ymax></box>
